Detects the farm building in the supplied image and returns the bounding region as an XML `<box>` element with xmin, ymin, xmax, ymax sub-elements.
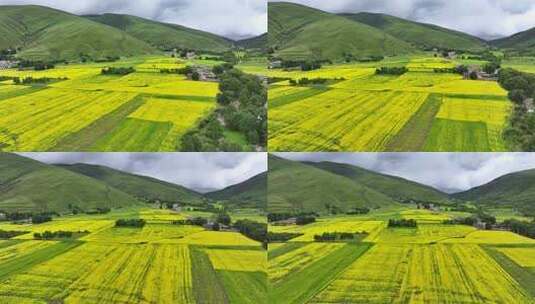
<box><xmin>271</xmin><ymin>217</ymin><xmax>297</xmax><ymax>226</ymax></box>
<box><xmin>524</xmin><ymin>98</ymin><xmax>534</xmax><ymax>113</ymax></box>
<box><xmin>269</xmin><ymin>60</ymin><xmax>282</xmax><ymax>69</ymax></box>
<box><xmin>0</xmin><ymin>60</ymin><xmax>18</xmax><ymax>70</ymax></box>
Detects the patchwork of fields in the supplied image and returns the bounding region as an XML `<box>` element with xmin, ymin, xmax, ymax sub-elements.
<box><xmin>0</xmin><ymin>208</ymin><xmax>266</xmax><ymax>303</ymax></box>
<box><xmin>268</xmin><ymin>209</ymin><xmax>535</xmax><ymax>303</ymax></box>
<box><xmin>0</xmin><ymin>57</ymin><xmax>219</xmax><ymax>151</ymax></box>
<box><xmin>268</xmin><ymin>57</ymin><xmax>514</xmax><ymax>152</ymax></box>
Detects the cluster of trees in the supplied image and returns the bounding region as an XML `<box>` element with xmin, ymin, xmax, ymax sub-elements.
<box><xmin>267</xmin><ymin>232</ymin><xmax>304</xmax><ymax>243</ymax></box>
<box><xmin>289</xmin><ymin>77</ymin><xmax>332</xmax><ymax>86</ymax></box>
<box><xmin>295</xmin><ymin>215</ymin><xmax>316</xmax><ymax>225</ymax></box>
<box><xmin>0</xmin><ymin>212</ymin><xmax>55</xmax><ymax>223</ymax></box>
<box><xmin>101</xmin><ymin>67</ymin><xmax>135</xmax><ymax>75</ymax></box>
<box><xmin>174</xmin><ymin>216</ymin><xmax>208</xmax><ymax>226</ymax></box>
<box><xmin>115</xmin><ymin>219</ymin><xmax>146</xmax><ymax>228</ymax></box>
<box><xmin>279</xmin><ymin>60</ymin><xmax>324</xmax><ymax>71</ymax></box>
<box><xmin>434</xmin><ymin>65</ymin><xmax>469</xmax><ymax>75</ymax></box>
<box><xmin>501</xmin><ymin>219</ymin><xmax>535</xmax><ymax>239</ymax></box>
<box><xmin>0</xmin><ymin>230</ymin><xmax>27</xmax><ymax>239</ymax></box>
<box><xmin>443</xmin><ymin>212</ymin><xmax>496</xmax><ymax>229</ymax></box>
<box><xmin>388</xmin><ymin>219</ymin><xmax>417</xmax><ymax>228</ymax></box>
<box><xmin>0</xmin><ymin>48</ymin><xmax>17</xmax><ymax>60</ymax></box>
<box><xmin>94</xmin><ymin>56</ymin><xmax>120</xmax><ymax>63</ymax></box>
<box><xmin>498</xmin><ymin>68</ymin><xmax>535</xmax><ymax>150</ymax></box>
<box><xmin>343</xmin><ymin>53</ymin><xmax>384</xmax><ymax>63</ymax></box>
<box><xmin>181</xmin><ymin>65</ymin><xmax>266</xmax><ymax>151</ymax></box>
<box><xmin>18</xmin><ymin>60</ymin><xmax>55</xmax><ymax>71</ymax></box>
<box><xmin>85</xmin><ymin>207</ymin><xmax>111</xmax><ymax>215</ymax></box>
<box><xmin>313</xmin><ymin>231</ymin><xmax>367</xmax><ymax>242</ymax></box>
<box><xmin>13</xmin><ymin>76</ymin><xmax>67</xmax><ymax>85</ymax></box>
<box><xmin>233</xmin><ymin>219</ymin><xmax>267</xmax><ymax>245</ymax></box>
<box><xmin>160</xmin><ymin>66</ymin><xmax>193</xmax><ymax>75</ymax></box>
<box><xmin>376</xmin><ymin>67</ymin><xmax>408</xmax><ymax>75</ymax></box>
<box><xmin>33</xmin><ymin>230</ymin><xmax>84</xmax><ymax>240</ymax></box>
<box><xmin>267</xmin><ymin>212</ymin><xmax>318</xmax><ymax>223</ymax></box>
<box><xmin>346</xmin><ymin>207</ymin><xmax>371</xmax><ymax>215</ymax></box>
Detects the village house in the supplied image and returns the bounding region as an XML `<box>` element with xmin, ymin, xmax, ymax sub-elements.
<box><xmin>464</xmin><ymin>66</ymin><xmax>498</xmax><ymax>81</ymax></box>
<box><xmin>172</xmin><ymin>203</ymin><xmax>182</xmax><ymax>212</ymax></box>
<box><xmin>192</xmin><ymin>66</ymin><xmax>218</xmax><ymax>82</ymax></box>
<box><xmin>0</xmin><ymin>212</ymin><xmax>5</xmax><ymax>221</ymax></box>
<box><xmin>271</xmin><ymin>217</ymin><xmax>297</xmax><ymax>226</ymax></box>
<box><xmin>524</xmin><ymin>98</ymin><xmax>534</xmax><ymax>114</ymax></box>
<box><xmin>186</xmin><ymin>51</ymin><xmax>197</xmax><ymax>59</ymax></box>
<box><xmin>0</xmin><ymin>60</ymin><xmax>18</xmax><ymax>70</ymax></box>
<box><xmin>268</xmin><ymin>60</ymin><xmax>282</xmax><ymax>69</ymax></box>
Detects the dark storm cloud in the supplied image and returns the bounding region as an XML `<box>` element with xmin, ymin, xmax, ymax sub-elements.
<box><xmin>276</xmin><ymin>153</ymin><xmax>535</xmax><ymax>193</ymax></box>
<box><xmin>0</xmin><ymin>0</ymin><xmax>267</xmax><ymax>39</ymax></box>
<box><xmin>271</xmin><ymin>0</ymin><xmax>535</xmax><ymax>39</ymax></box>
<box><xmin>19</xmin><ymin>153</ymin><xmax>267</xmax><ymax>193</ymax></box>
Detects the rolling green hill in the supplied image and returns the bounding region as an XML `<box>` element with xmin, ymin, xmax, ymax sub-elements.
<box><xmin>452</xmin><ymin>169</ymin><xmax>535</xmax><ymax>215</ymax></box>
<box><xmin>306</xmin><ymin>161</ymin><xmax>448</xmax><ymax>203</ymax></box>
<box><xmin>0</xmin><ymin>5</ymin><xmax>156</xmax><ymax>61</ymax></box>
<box><xmin>268</xmin><ymin>2</ymin><xmax>415</xmax><ymax>60</ymax></box>
<box><xmin>58</xmin><ymin>163</ymin><xmax>204</xmax><ymax>205</ymax></box>
<box><xmin>84</xmin><ymin>13</ymin><xmax>233</xmax><ymax>52</ymax></box>
<box><xmin>237</xmin><ymin>33</ymin><xmax>267</xmax><ymax>51</ymax></box>
<box><xmin>206</xmin><ymin>172</ymin><xmax>267</xmax><ymax>209</ymax></box>
<box><xmin>491</xmin><ymin>27</ymin><xmax>535</xmax><ymax>51</ymax></box>
<box><xmin>341</xmin><ymin>12</ymin><xmax>487</xmax><ymax>51</ymax></box>
<box><xmin>0</xmin><ymin>153</ymin><xmax>139</xmax><ymax>213</ymax></box>
<box><xmin>268</xmin><ymin>155</ymin><xmax>397</xmax><ymax>214</ymax></box>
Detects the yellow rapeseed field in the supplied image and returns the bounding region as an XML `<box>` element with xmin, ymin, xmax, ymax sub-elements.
<box><xmin>206</xmin><ymin>249</ymin><xmax>266</xmax><ymax>272</ymax></box>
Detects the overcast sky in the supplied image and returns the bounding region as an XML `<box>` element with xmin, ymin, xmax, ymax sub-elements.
<box><xmin>276</xmin><ymin>153</ymin><xmax>535</xmax><ymax>193</ymax></box>
<box><xmin>0</xmin><ymin>0</ymin><xmax>267</xmax><ymax>39</ymax></box>
<box><xmin>19</xmin><ymin>153</ymin><xmax>267</xmax><ymax>193</ymax></box>
<box><xmin>271</xmin><ymin>0</ymin><xmax>535</xmax><ymax>39</ymax></box>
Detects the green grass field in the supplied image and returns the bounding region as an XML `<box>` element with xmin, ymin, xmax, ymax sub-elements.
<box><xmin>268</xmin><ymin>56</ymin><xmax>515</xmax><ymax>152</ymax></box>
<box><xmin>268</xmin><ymin>207</ymin><xmax>535</xmax><ymax>303</ymax></box>
<box><xmin>0</xmin><ymin>56</ymin><xmax>222</xmax><ymax>152</ymax></box>
<box><xmin>0</xmin><ymin>208</ymin><xmax>266</xmax><ymax>303</ymax></box>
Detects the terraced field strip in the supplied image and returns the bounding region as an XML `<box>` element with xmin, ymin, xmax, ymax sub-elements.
<box><xmin>424</xmin><ymin>118</ymin><xmax>490</xmax><ymax>151</ymax></box>
<box><xmin>269</xmin><ymin>86</ymin><xmax>329</xmax><ymax>108</ymax></box>
<box><xmin>51</xmin><ymin>94</ymin><xmax>145</xmax><ymax>151</ymax></box>
<box><xmin>0</xmin><ymin>242</ymin><xmax>116</xmax><ymax>302</ymax></box>
<box><xmin>0</xmin><ymin>85</ymin><xmax>48</xmax><ymax>101</ymax></box>
<box><xmin>269</xmin><ymin>90</ymin><xmax>427</xmax><ymax>151</ymax></box>
<box><xmin>270</xmin><ymin>220</ymin><xmax>384</xmax><ymax>242</ymax></box>
<box><xmin>11</xmin><ymin>219</ymin><xmax>115</xmax><ymax>239</ymax></box>
<box><xmin>269</xmin><ymin>243</ymin><xmax>344</xmax><ymax>283</ymax></box>
<box><xmin>217</xmin><ymin>270</ymin><xmax>267</xmax><ymax>304</ymax></box>
<box><xmin>312</xmin><ymin>244</ymin><xmax>531</xmax><ymax>303</ymax></box>
<box><xmin>495</xmin><ymin>246</ymin><xmax>535</xmax><ymax>267</ymax></box>
<box><xmin>484</xmin><ymin>246</ymin><xmax>535</xmax><ymax>298</ymax></box>
<box><xmin>441</xmin><ymin>230</ymin><xmax>535</xmax><ymax>244</ymax></box>
<box><xmin>0</xmin><ymin>241</ymin><xmax>81</xmax><ymax>281</ymax></box>
<box><xmin>82</xmin><ymin>223</ymin><xmax>203</xmax><ymax>244</ymax></box>
<box><xmin>385</xmin><ymin>93</ymin><xmax>442</xmax><ymax>151</ymax></box>
<box><xmin>270</xmin><ymin>243</ymin><xmax>371</xmax><ymax>304</ymax></box>
<box><xmin>190</xmin><ymin>246</ymin><xmax>230</xmax><ymax>304</ymax></box>
<box><xmin>65</xmin><ymin>244</ymin><xmax>195</xmax><ymax>304</ymax></box>
<box><xmin>206</xmin><ymin>249</ymin><xmax>266</xmax><ymax>272</ymax></box>
<box><xmin>177</xmin><ymin>231</ymin><xmax>261</xmax><ymax>247</ymax></box>
<box><xmin>268</xmin><ymin>242</ymin><xmax>306</xmax><ymax>260</ymax></box>
<box><xmin>0</xmin><ymin>88</ymin><xmax>136</xmax><ymax>151</ymax></box>
<box><xmin>370</xmin><ymin>224</ymin><xmax>475</xmax><ymax>244</ymax></box>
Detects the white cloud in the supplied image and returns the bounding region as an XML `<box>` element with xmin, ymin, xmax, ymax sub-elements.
<box><xmin>270</xmin><ymin>0</ymin><xmax>535</xmax><ymax>39</ymax></box>
<box><xmin>276</xmin><ymin>153</ymin><xmax>535</xmax><ymax>193</ymax></box>
<box><xmin>19</xmin><ymin>152</ymin><xmax>268</xmax><ymax>192</ymax></box>
<box><xmin>0</xmin><ymin>0</ymin><xmax>267</xmax><ymax>39</ymax></box>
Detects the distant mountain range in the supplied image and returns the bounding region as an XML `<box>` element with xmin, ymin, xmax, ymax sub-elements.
<box><xmin>0</xmin><ymin>5</ymin><xmax>266</xmax><ymax>61</ymax></box>
<box><xmin>269</xmin><ymin>2</ymin><xmax>535</xmax><ymax>60</ymax></box>
<box><xmin>269</xmin><ymin>155</ymin><xmax>535</xmax><ymax>216</ymax></box>
<box><xmin>0</xmin><ymin>153</ymin><xmax>266</xmax><ymax>213</ymax></box>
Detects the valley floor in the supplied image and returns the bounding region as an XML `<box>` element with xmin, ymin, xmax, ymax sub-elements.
<box><xmin>268</xmin><ymin>208</ymin><xmax>535</xmax><ymax>304</ymax></box>
<box><xmin>0</xmin><ymin>56</ymin><xmax>233</xmax><ymax>152</ymax></box>
<box><xmin>267</xmin><ymin>56</ymin><xmax>518</xmax><ymax>152</ymax></box>
<box><xmin>0</xmin><ymin>208</ymin><xmax>266</xmax><ymax>304</ymax></box>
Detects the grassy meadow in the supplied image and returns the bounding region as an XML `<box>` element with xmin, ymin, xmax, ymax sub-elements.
<box><xmin>268</xmin><ymin>207</ymin><xmax>535</xmax><ymax>304</ymax></box>
<box><xmin>267</xmin><ymin>56</ymin><xmax>516</xmax><ymax>152</ymax></box>
<box><xmin>0</xmin><ymin>56</ymin><xmax>224</xmax><ymax>152</ymax></box>
<box><xmin>0</xmin><ymin>207</ymin><xmax>266</xmax><ymax>304</ymax></box>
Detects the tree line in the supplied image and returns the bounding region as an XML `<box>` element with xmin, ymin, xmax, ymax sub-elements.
<box><xmin>115</xmin><ymin>219</ymin><xmax>146</xmax><ymax>228</ymax></box>
<box><xmin>101</xmin><ymin>67</ymin><xmax>135</xmax><ymax>75</ymax></box>
<box><xmin>388</xmin><ymin>219</ymin><xmax>417</xmax><ymax>228</ymax></box>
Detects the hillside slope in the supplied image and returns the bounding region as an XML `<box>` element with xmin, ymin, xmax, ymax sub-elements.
<box><xmin>58</xmin><ymin>163</ymin><xmax>204</xmax><ymax>205</ymax></box>
<box><xmin>268</xmin><ymin>155</ymin><xmax>397</xmax><ymax>213</ymax></box>
<box><xmin>237</xmin><ymin>33</ymin><xmax>267</xmax><ymax>51</ymax></box>
<box><xmin>306</xmin><ymin>161</ymin><xmax>448</xmax><ymax>203</ymax></box>
<box><xmin>206</xmin><ymin>172</ymin><xmax>267</xmax><ymax>209</ymax></box>
<box><xmin>268</xmin><ymin>2</ymin><xmax>414</xmax><ymax>60</ymax></box>
<box><xmin>84</xmin><ymin>13</ymin><xmax>233</xmax><ymax>52</ymax></box>
<box><xmin>341</xmin><ymin>12</ymin><xmax>487</xmax><ymax>51</ymax></box>
<box><xmin>491</xmin><ymin>27</ymin><xmax>535</xmax><ymax>50</ymax></box>
<box><xmin>0</xmin><ymin>153</ymin><xmax>138</xmax><ymax>213</ymax></box>
<box><xmin>453</xmin><ymin>169</ymin><xmax>535</xmax><ymax>215</ymax></box>
<box><xmin>0</xmin><ymin>5</ymin><xmax>155</xmax><ymax>60</ymax></box>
